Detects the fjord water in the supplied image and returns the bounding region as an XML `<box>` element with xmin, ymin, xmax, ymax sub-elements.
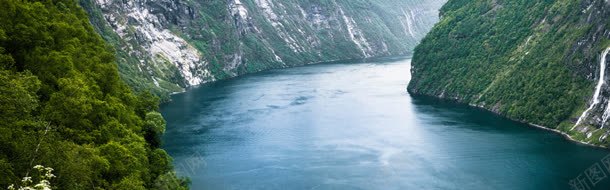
<box><xmin>162</xmin><ymin>57</ymin><xmax>610</xmax><ymax>190</ymax></box>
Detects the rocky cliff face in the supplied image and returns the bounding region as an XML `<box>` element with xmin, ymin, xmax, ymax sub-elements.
<box><xmin>81</xmin><ymin>0</ymin><xmax>445</xmax><ymax>98</ymax></box>
<box><xmin>408</xmin><ymin>0</ymin><xmax>610</xmax><ymax>146</ymax></box>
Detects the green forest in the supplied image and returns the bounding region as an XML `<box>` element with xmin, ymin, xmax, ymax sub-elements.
<box><xmin>408</xmin><ymin>0</ymin><xmax>610</xmax><ymax>144</ymax></box>
<box><xmin>3</xmin><ymin>0</ymin><xmax>609</xmax><ymax>188</ymax></box>
<box><xmin>0</xmin><ymin>0</ymin><xmax>187</xmax><ymax>189</ymax></box>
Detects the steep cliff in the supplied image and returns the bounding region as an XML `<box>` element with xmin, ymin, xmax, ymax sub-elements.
<box><xmin>408</xmin><ymin>0</ymin><xmax>610</xmax><ymax>146</ymax></box>
<box><xmin>81</xmin><ymin>0</ymin><xmax>445</xmax><ymax>99</ymax></box>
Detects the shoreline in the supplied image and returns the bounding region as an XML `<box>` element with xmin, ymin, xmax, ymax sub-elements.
<box><xmin>408</xmin><ymin>91</ymin><xmax>610</xmax><ymax>150</ymax></box>
<box><xmin>163</xmin><ymin>56</ymin><xmax>608</xmax><ymax>150</ymax></box>
<box><xmin>166</xmin><ymin>54</ymin><xmax>413</xmax><ymax>98</ymax></box>
<box><xmin>465</xmin><ymin>103</ymin><xmax>610</xmax><ymax>149</ymax></box>
<box><xmin>526</xmin><ymin>122</ymin><xmax>608</xmax><ymax>149</ymax></box>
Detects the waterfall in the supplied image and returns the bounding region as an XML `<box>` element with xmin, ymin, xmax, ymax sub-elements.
<box><xmin>572</xmin><ymin>47</ymin><xmax>610</xmax><ymax>130</ymax></box>
<box><xmin>402</xmin><ymin>8</ymin><xmax>416</xmax><ymax>38</ymax></box>
<box><xmin>337</xmin><ymin>3</ymin><xmax>372</xmax><ymax>58</ymax></box>
<box><xmin>598</xmin><ymin>47</ymin><xmax>610</xmax><ymax>129</ymax></box>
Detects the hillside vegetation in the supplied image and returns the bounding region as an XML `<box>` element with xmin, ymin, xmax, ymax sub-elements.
<box><xmin>0</xmin><ymin>0</ymin><xmax>186</xmax><ymax>189</ymax></box>
<box><xmin>82</xmin><ymin>0</ymin><xmax>445</xmax><ymax>99</ymax></box>
<box><xmin>409</xmin><ymin>0</ymin><xmax>610</xmax><ymax>145</ymax></box>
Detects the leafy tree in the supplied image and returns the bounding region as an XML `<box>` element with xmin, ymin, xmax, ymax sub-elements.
<box><xmin>0</xmin><ymin>0</ymin><xmax>188</xmax><ymax>189</ymax></box>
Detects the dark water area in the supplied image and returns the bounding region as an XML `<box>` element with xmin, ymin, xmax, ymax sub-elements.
<box><xmin>162</xmin><ymin>57</ymin><xmax>610</xmax><ymax>190</ymax></box>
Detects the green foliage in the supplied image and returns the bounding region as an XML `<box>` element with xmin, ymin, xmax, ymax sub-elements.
<box><xmin>144</xmin><ymin>112</ymin><xmax>166</xmax><ymax>148</ymax></box>
<box><xmin>409</xmin><ymin>0</ymin><xmax>607</xmax><ymax>129</ymax></box>
<box><xmin>82</xmin><ymin>0</ymin><xmax>443</xmax><ymax>97</ymax></box>
<box><xmin>153</xmin><ymin>172</ymin><xmax>189</xmax><ymax>190</ymax></box>
<box><xmin>0</xmin><ymin>0</ymin><xmax>187</xmax><ymax>189</ymax></box>
<box><xmin>8</xmin><ymin>165</ymin><xmax>55</xmax><ymax>190</ymax></box>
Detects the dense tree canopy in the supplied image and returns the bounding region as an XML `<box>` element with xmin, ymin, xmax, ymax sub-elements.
<box><xmin>0</xmin><ymin>0</ymin><xmax>187</xmax><ymax>189</ymax></box>
<box><xmin>409</xmin><ymin>0</ymin><xmax>609</xmax><ymax>132</ymax></box>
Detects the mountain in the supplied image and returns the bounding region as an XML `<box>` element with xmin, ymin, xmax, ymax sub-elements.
<box><xmin>408</xmin><ymin>0</ymin><xmax>610</xmax><ymax>146</ymax></box>
<box><xmin>81</xmin><ymin>0</ymin><xmax>446</xmax><ymax>99</ymax></box>
<box><xmin>0</xmin><ymin>0</ymin><xmax>446</xmax><ymax>189</ymax></box>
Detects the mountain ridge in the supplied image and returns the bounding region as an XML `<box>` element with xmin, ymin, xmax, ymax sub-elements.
<box><xmin>81</xmin><ymin>0</ymin><xmax>446</xmax><ymax>99</ymax></box>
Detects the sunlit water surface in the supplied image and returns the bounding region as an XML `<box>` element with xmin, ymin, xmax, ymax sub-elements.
<box><xmin>162</xmin><ymin>57</ymin><xmax>610</xmax><ymax>190</ymax></box>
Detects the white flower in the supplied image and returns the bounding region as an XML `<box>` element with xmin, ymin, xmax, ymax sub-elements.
<box><xmin>21</xmin><ymin>177</ymin><xmax>32</xmax><ymax>183</ymax></box>
<box><xmin>33</xmin><ymin>165</ymin><xmax>44</xmax><ymax>170</ymax></box>
<box><xmin>44</xmin><ymin>172</ymin><xmax>56</xmax><ymax>179</ymax></box>
<box><xmin>34</xmin><ymin>180</ymin><xmax>51</xmax><ymax>190</ymax></box>
<box><xmin>13</xmin><ymin>165</ymin><xmax>55</xmax><ymax>190</ymax></box>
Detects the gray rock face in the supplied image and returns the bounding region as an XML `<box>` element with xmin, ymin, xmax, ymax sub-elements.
<box><xmin>546</xmin><ymin>0</ymin><xmax>610</xmax><ymax>143</ymax></box>
<box><xmin>572</xmin><ymin>47</ymin><xmax>610</xmax><ymax>142</ymax></box>
<box><xmin>81</xmin><ymin>0</ymin><xmax>445</xmax><ymax>96</ymax></box>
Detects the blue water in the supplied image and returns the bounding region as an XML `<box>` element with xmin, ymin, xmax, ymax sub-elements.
<box><xmin>162</xmin><ymin>57</ymin><xmax>610</xmax><ymax>190</ymax></box>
